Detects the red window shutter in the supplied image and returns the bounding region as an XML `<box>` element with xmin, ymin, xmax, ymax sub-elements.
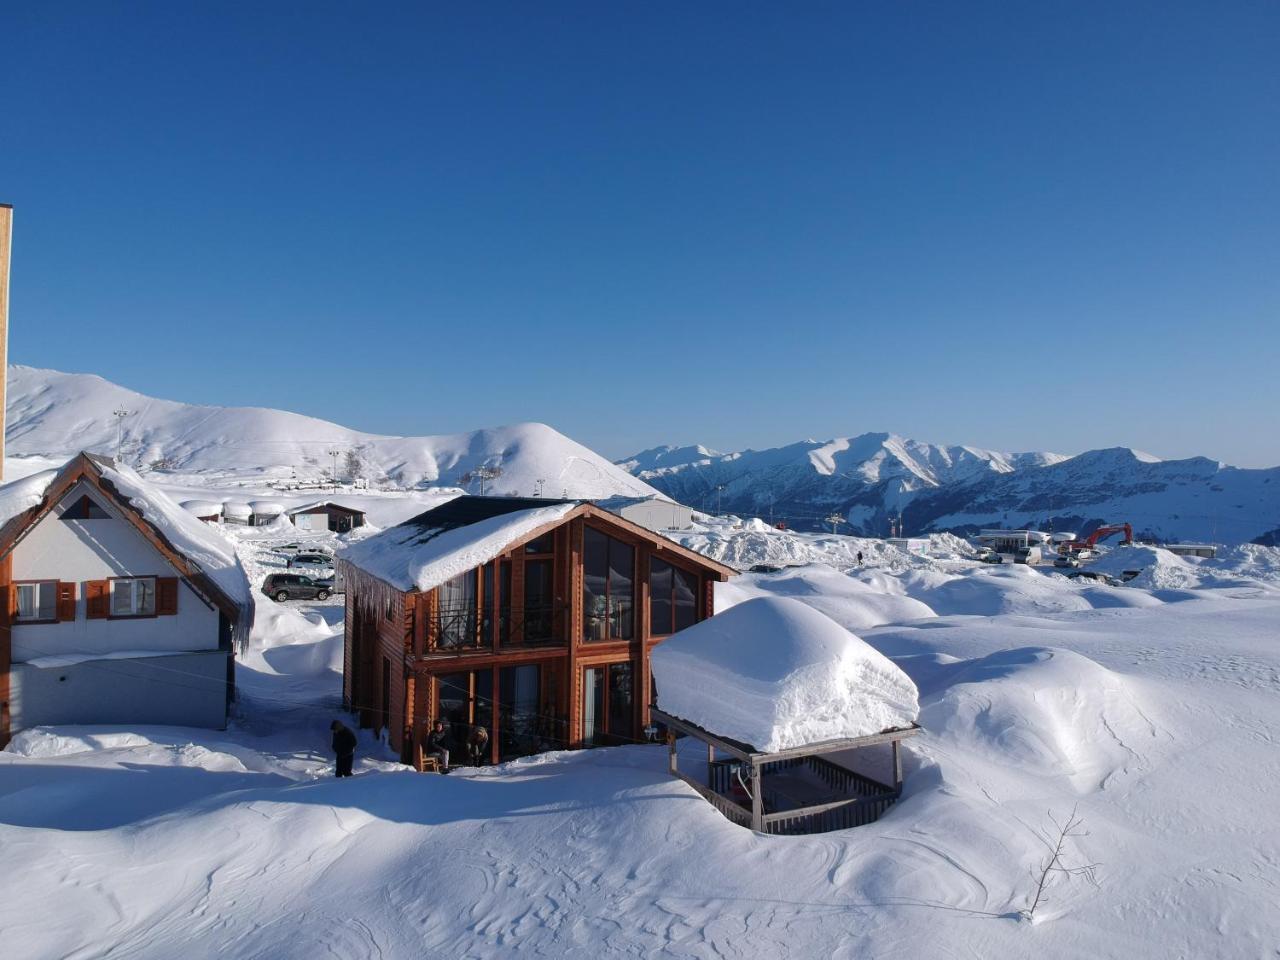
<box><xmin>57</xmin><ymin>581</ymin><xmax>77</xmax><ymax>622</ymax></box>
<box><xmin>157</xmin><ymin>577</ymin><xmax>179</xmax><ymax>616</ymax></box>
<box><xmin>85</xmin><ymin>580</ymin><xmax>110</xmax><ymax>619</ymax></box>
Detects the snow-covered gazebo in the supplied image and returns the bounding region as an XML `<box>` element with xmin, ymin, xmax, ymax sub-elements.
<box><xmin>650</xmin><ymin>596</ymin><xmax>921</xmax><ymax>835</ymax></box>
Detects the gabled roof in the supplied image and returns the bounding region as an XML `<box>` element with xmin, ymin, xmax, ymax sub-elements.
<box><xmin>338</xmin><ymin>495</ymin><xmax>735</xmax><ymax>594</ymax></box>
<box><xmin>0</xmin><ymin>453</ymin><xmax>253</xmax><ymax>634</ymax></box>
<box><xmin>285</xmin><ymin>499</ymin><xmax>367</xmax><ymax>516</ymax></box>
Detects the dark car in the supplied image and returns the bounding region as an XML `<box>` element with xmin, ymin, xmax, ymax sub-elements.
<box><xmin>262</xmin><ymin>573</ymin><xmax>332</xmax><ymax>602</ymax></box>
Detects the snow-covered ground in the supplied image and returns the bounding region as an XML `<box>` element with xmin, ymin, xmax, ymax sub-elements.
<box><xmin>3</xmin><ymin>475</ymin><xmax>1280</xmax><ymax>958</ymax></box>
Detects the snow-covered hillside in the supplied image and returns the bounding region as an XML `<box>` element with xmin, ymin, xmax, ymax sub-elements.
<box><xmin>621</xmin><ymin>433</ymin><xmax>1280</xmax><ymax>543</ymax></box>
<box><xmin>5</xmin><ymin>366</ymin><xmax>660</xmax><ymax>500</ymax></box>
<box><xmin>4</xmin><ymin>521</ymin><xmax>1279</xmax><ymax>957</ymax></box>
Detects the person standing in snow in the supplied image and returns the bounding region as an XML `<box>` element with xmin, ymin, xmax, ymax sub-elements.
<box><xmin>467</xmin><ymin>725</ymin><xmax>490</xmax><ymax>767</ymax></box>
<box><xmin>330</xmin><ymin>719</ymin><xmax>357</xmax><ymax>778</ymax></box>
<box><xmin>857</xmin><ymin>550</ymin><xmax>863</xmax><ymax>566</ymax></box>
<box><xmin>425</xmin><ymin>719</ymin><xmax>451</xmax><ymax>772</ymax></box>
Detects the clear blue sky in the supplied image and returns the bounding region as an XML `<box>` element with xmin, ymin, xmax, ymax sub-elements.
<box><xmin>2</xmin><ymin>2</ymin><xmax>1277</xmax><ymax>465</ymax></box>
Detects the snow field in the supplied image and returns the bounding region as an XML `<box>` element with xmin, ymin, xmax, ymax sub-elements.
<box><xmin>2</xmin><ymin>472</ymin><xmax>1279</xmax><ymax>957</ymax></box>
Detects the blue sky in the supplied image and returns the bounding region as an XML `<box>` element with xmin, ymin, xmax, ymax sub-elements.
<box><xmin>2</xmin><ymin>2</ymin><xmax>1277</xmax><ymax>465</ymax></box>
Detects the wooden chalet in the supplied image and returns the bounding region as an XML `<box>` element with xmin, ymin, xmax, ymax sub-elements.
<box><xmin>337</xmin><ymin>496</ymin><xmax>735</xmax><ymax>768</ymax></box>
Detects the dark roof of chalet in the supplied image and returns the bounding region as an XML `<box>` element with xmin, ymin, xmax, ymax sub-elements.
<box><xmin>338</xmin><ymin>494</ymin><xmax>735</xmax><ymax>593</ymax></box>
<box><xmin>400</xmin><ymin>495</ymin><xmax>580</xmax><ymax>534</ymax></box>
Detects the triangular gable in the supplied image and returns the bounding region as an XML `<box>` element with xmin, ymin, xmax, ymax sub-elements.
<box><xmin>0</xmin><ymin>453</ymin><xmax>246</xmax><ymax>626</ymax></box>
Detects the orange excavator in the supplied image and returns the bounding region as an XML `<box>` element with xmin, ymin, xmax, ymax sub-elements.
<box><xmin>1062</xmin><ymin>523</ymin><xmax>1133</xmax><ymax>554</ymax></box>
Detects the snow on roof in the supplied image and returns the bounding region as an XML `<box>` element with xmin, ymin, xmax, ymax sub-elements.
<box><xmin>285</xmin><ymin>499</ymin><xmax>363</xmax><ymax>516</ymax></box>
<box><xmin>248</xmin><ymin>500</ymin><xmax>285</xmax><ymax>515</ymax></box>
<box><xmin>338</xmin><ymin>501</ymin><xmax>577</xmax><ymax>593</ymax></box>
<box><xmin>181</xmin><ymin>499</ymin><xmax>223</xmax><ymax>515</ymax></box>
<box><xmin>221</xmin><ymin>501</ymin><xmax>252</xmax><ymax>517</ymax></box>
<box><xmin>101</xmin><ymin>462</ymin><xmax>253</xmax><ymax>613</ymax></box>
<box><xmin>651</xmin><ymin>596</ymin><xmax>919</xmax><ymax>752</ymax></box>
<box><xmin>0</xmin><ymin>469</ymin><xmax>59</xmax><ymax>528</ymax></box>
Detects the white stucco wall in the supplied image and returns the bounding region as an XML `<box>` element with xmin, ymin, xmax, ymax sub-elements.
<box><xmin>10</xmin><ymin>480</ymin><xmax>222</xmax><ymax>663</ymax></box>
<box><xmin>616</xmin><ymin>500</ymin><xmax>695</xmax><ymax>533</ymax></box>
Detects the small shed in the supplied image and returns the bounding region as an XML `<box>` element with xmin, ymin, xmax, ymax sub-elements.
<box><xmin>180</xmin><ymin>499</ymin><xmax>223</xmax><ymax>523</ymax></box>
<box><xmin>287</xmin><ymin>500</ymin><xmax>366</xmax><ymax>533</ymax></box>
<box><xmin>651</xmin><ymin>597</ymin><xmax>920</xmax><ymax>835</ymax></box>
<box><xmin>887</xmin><ymin>537</ymin><xmax>931</xmax><ymax>557</ymax></box>
<box><xmin>1165</xmin><ymin>543</ymin><xmax>1218</xmax><ymax>558</ymax></box>
<box><xmin>221</xmin><ymin>501</ymin><xmax>252</xmax><ymax>526</ymax></box>
<box><xmin>248</xmin><ymin>500</ymin><xmax>285</xmax><ymax>526</ymax></box>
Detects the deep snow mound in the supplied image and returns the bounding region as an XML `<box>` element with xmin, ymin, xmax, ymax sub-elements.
<box><xmin>651</xmin><ymin>596</ymin><xmax>919</xmax><ymax>751</ymax></box>
<box><xmin>921</xmin><ymin>647</ymin><xmax>1159</xmax><ymax>792</ymax></box>
<box><xmin>718</xmin><ymin>563</ymin><xmax>937</xmax><ymax>630</ymax></box>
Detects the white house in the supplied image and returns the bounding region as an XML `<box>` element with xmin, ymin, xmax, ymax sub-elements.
<box><xmin>594</xmin><ymin>495</ymin><xmax>697</xmax><ymax>533</ymax></box>
<box><xmin>0</xmin><ymin>453</ymin><xmax>252</xmax><ymax>746</ymax></box>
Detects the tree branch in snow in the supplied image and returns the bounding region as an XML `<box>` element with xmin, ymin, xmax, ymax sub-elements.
<box><xmin>1021</xmin><ymin>805</ymin><xmax>1100</xmax><ymax>921</ymax></box>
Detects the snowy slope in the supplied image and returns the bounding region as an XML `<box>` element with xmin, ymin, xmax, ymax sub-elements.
<box><xmin>5</xmin><ymin>366</ymin><xmax>661</xmax><ymax>500</ymax></box>
<box><xmin>622</xmin><ymin>434</ymin><xmax>1280</xmax><ymax>543</ymax></box>
<box><xmin>907</xmin><ymin>446</ymin><xmax>1280</xmax><ymax>544</ymax></box>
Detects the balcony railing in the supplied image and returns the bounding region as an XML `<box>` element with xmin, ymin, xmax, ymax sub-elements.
<box><xmin>430</xmin><ymin>602</ymin><xmax>566</xmax><ymax>651</ymax></box>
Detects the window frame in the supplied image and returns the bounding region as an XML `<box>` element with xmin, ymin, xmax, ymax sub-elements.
<box><xmin>107</xmin><ymin>576</ymin><xmax>159</xmax><ymax>620</ymax></box>
<box><xmin>14</xmin><ymin>579</ymin><xmax>59</xmax><ymax>624</ymax></box>
<box><xmin>648</xmin><ymin>556</ymin><xmax>700</xmax><ymax>637</ymax></box>
<box><xmin>582</xmin><ymin>525</ymin><xmax>635</xmax><ymax>642</ymax></box>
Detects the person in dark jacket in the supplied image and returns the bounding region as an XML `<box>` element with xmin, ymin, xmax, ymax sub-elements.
<box><xmin>467</xmin><ymin>725</ymin><xmax>490</xmax><ymax>767</ymax></box>
<box><xmin>857</xmin><ymin>550</ymin><xmax>863</xmax><ymax>566</ymax></box>
<box><xmin>425</xmin><ymin>719</ymin><xmax>450</xmax><ymax>772</ymax></box>
<box><xmin>330</xmin><ymin>720</ymin><xmax>357</xmax><ymax>778</ymax></box>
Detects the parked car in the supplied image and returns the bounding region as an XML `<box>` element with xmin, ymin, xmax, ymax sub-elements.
<box><xmin>979</xmin><ymin>551</ymin><xmax>1003</xmax><ymax>564</ymax></box>
<box><xmin>315</xmin><ymin>569</ymin><xmax>346</xmax><ymax>595</ymax></box>
<box><xmin>1053</xmin><ymin>553</ymin><xmax>1079</xmax><ymax>568</ymax></box>
<box><xmin>289</xmin><ymin>552</ymin><xmax>335</xmax><ymax>570</ymax></box>
<box><xmin>262</xmin><ymin>573</ymin><xmax>332</xmax><ymax>602</ymax></box>
<box><xmin>272</xmin><ymin>543</ymin><xmax>331</xmax><ymax>557</ymax></box>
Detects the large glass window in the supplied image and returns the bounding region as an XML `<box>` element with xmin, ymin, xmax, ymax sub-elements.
<box><xmin>110</xmin><ymin>578</ymin><xmax>156</xmax><ymax>617</ymax></box>
<box><xmin>437</xmin><ymin>570</ymin><xmax>478</xmax><ymax>648</ymax></box>
<box><xmin>583</xmin><ymin>528</ymin><xmax>633</xmax><ymax>641</ymax></box>
<box><xmin>499</xmin><ymin>664</ymin><xmax>542</xmax><ymax>759</ymax></box>
<box><xmin>649</xmin><ymin>558</ymin><xmax>699</xmax><ymax>635</ymax></box>
<box><xmin>523</xmin><ymin>559</ymin><xmax>554</xmax><ymax>643</ymax></box>
<box><xmin>16</xmin><ymin>581</ymin><xmax>57</xmax><ymax>621</ymax></box>
<box><xmin>437</xmin><ymin>670</ymin><xmax>493</xmax><ymax>759</ymax></box>
<box><xmin>583</xmin><ymin>661</ymin><xmax>634</xmax><ymax>746</ymax></box>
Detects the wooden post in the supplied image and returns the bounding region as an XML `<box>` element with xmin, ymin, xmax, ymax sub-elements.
<box><xmin>667</xmin><ymin>731</ymin><xmax>677</xmax><ymax>775</ymax></box>
<box><xmin>892</xmin><ymin>739</ymin><xmax>903</xmax><ymax>793</ymax></box>
<box><xmin>0</xmin><ymin>203</ymin><xmax>10</xmax><ymax>482</ymax></box>
<box><xmin>751</xmin><ymin>759</ymin><xmax>763</xmax><ymax>832</ymax></box>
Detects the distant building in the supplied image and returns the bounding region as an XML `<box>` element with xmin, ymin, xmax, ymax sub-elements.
<box><xmin>593</xmin><ymin>495</ymin><xmax>696</xmax><ymax>533</ymax></box>
<box><xmin>221</xmin><ymin>501</ymin><xmax>252</xmax><ymax>526</ymax></box>
<box><xmin>181</xmin><ymin>499</ymin><xmax>223</xmax><ymax>523</ymax></box>
<box><xmin>1165</xmin><ymin>543</ymin><xmax>1218</xmax><ymax>559</ymax></box>
<box><xmin>248</xmin><ymin>500</ymin><xmax>285</xmax><ymax>526</ymax></box>
<box><xmin>287</xmin><ymin>501</ymin><xmax>366</xmax><ymax>533</ymax></box>
<box><xmin>887</xmin><ymin>537</ymin><xmax>931</xmax><ymax>557</ymax></box>
<box><xmin>0</xmin><ymin>453</ymin><xmax>251</xmax><ymax>746</ymax></box>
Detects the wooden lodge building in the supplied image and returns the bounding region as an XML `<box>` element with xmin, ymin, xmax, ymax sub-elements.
<box><xmin>337</xmin><ymin>496</ymin><xmax>735</xmax><ymax>768</ymax></box>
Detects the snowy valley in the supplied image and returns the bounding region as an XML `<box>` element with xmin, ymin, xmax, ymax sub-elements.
<box><xmin>1</xmin><ymin>371</ymin><xmax>1279</xmax><ymax>959</ymax></box>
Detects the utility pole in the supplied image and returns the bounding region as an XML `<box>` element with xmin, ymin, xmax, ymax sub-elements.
<box><xmin>473</xmin><ymin>464</ymin><xmax>501</xmax><ymax>496</ymax></box>
<box><xmin>327</xmin><ymin>448</ymin><xmax>342</xmax><ymax>491</ymax></box>
<box><xmin>825</xmin><ymin>512</ymin><xmax>844</xmax><ymax>535</ymax></box>
<box><xmin>716</xmin><ymin>484</ymin><xmax>726</xmax><ymax>516</ymax></box>
<box><xmin>111</xmin><ymin>406</ymin><xmax>132</xmax><ymax>461</ymax></box>
<box><xmin>0</xmin><ymin>203</ymin><xmax>12</xmax><ymax>482</ymax></box>
<box><xmin>534</xmin><ymin>478</ymin><xmax>545</xmax><ymax>497</ymax></box>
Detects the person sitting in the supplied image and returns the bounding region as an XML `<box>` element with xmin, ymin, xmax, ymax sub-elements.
<box><xmin>425</xmin><ymin>719</ymin><xmax>450</xmax><ymax>772</ymax></box>
<box><xmin>467</xmin><ymin>725</ymin><xmax>490</xmax><ymax>766</ymax></box>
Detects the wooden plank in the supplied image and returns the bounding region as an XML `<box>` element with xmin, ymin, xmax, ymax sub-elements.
<box><xmin>650</xmin><ymin>707</ymin><xmax>754</xmax><ymax>763</ymax></box>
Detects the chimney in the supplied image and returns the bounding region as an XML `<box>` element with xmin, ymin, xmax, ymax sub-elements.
<box><xmin>0</xmin><ymin>203</ymin><xmax>10</xmax><ymax>482</ymax></box>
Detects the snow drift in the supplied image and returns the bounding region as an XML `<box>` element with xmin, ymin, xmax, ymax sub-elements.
<box><xmin>651</xmin><ymin>596</ymin><xmax>919</xmax><ymax>751</ymax></box>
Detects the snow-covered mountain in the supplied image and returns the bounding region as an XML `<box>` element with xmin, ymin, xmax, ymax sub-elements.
<box><xmin>4</xmin><ymin>366</ymin><xmax>661</xmax><ymax>500</ymax></box>
<box><xmin>620</xmin><ymin>435</ymin><xmax>1280</xmax><ymax>543</ymax></box>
